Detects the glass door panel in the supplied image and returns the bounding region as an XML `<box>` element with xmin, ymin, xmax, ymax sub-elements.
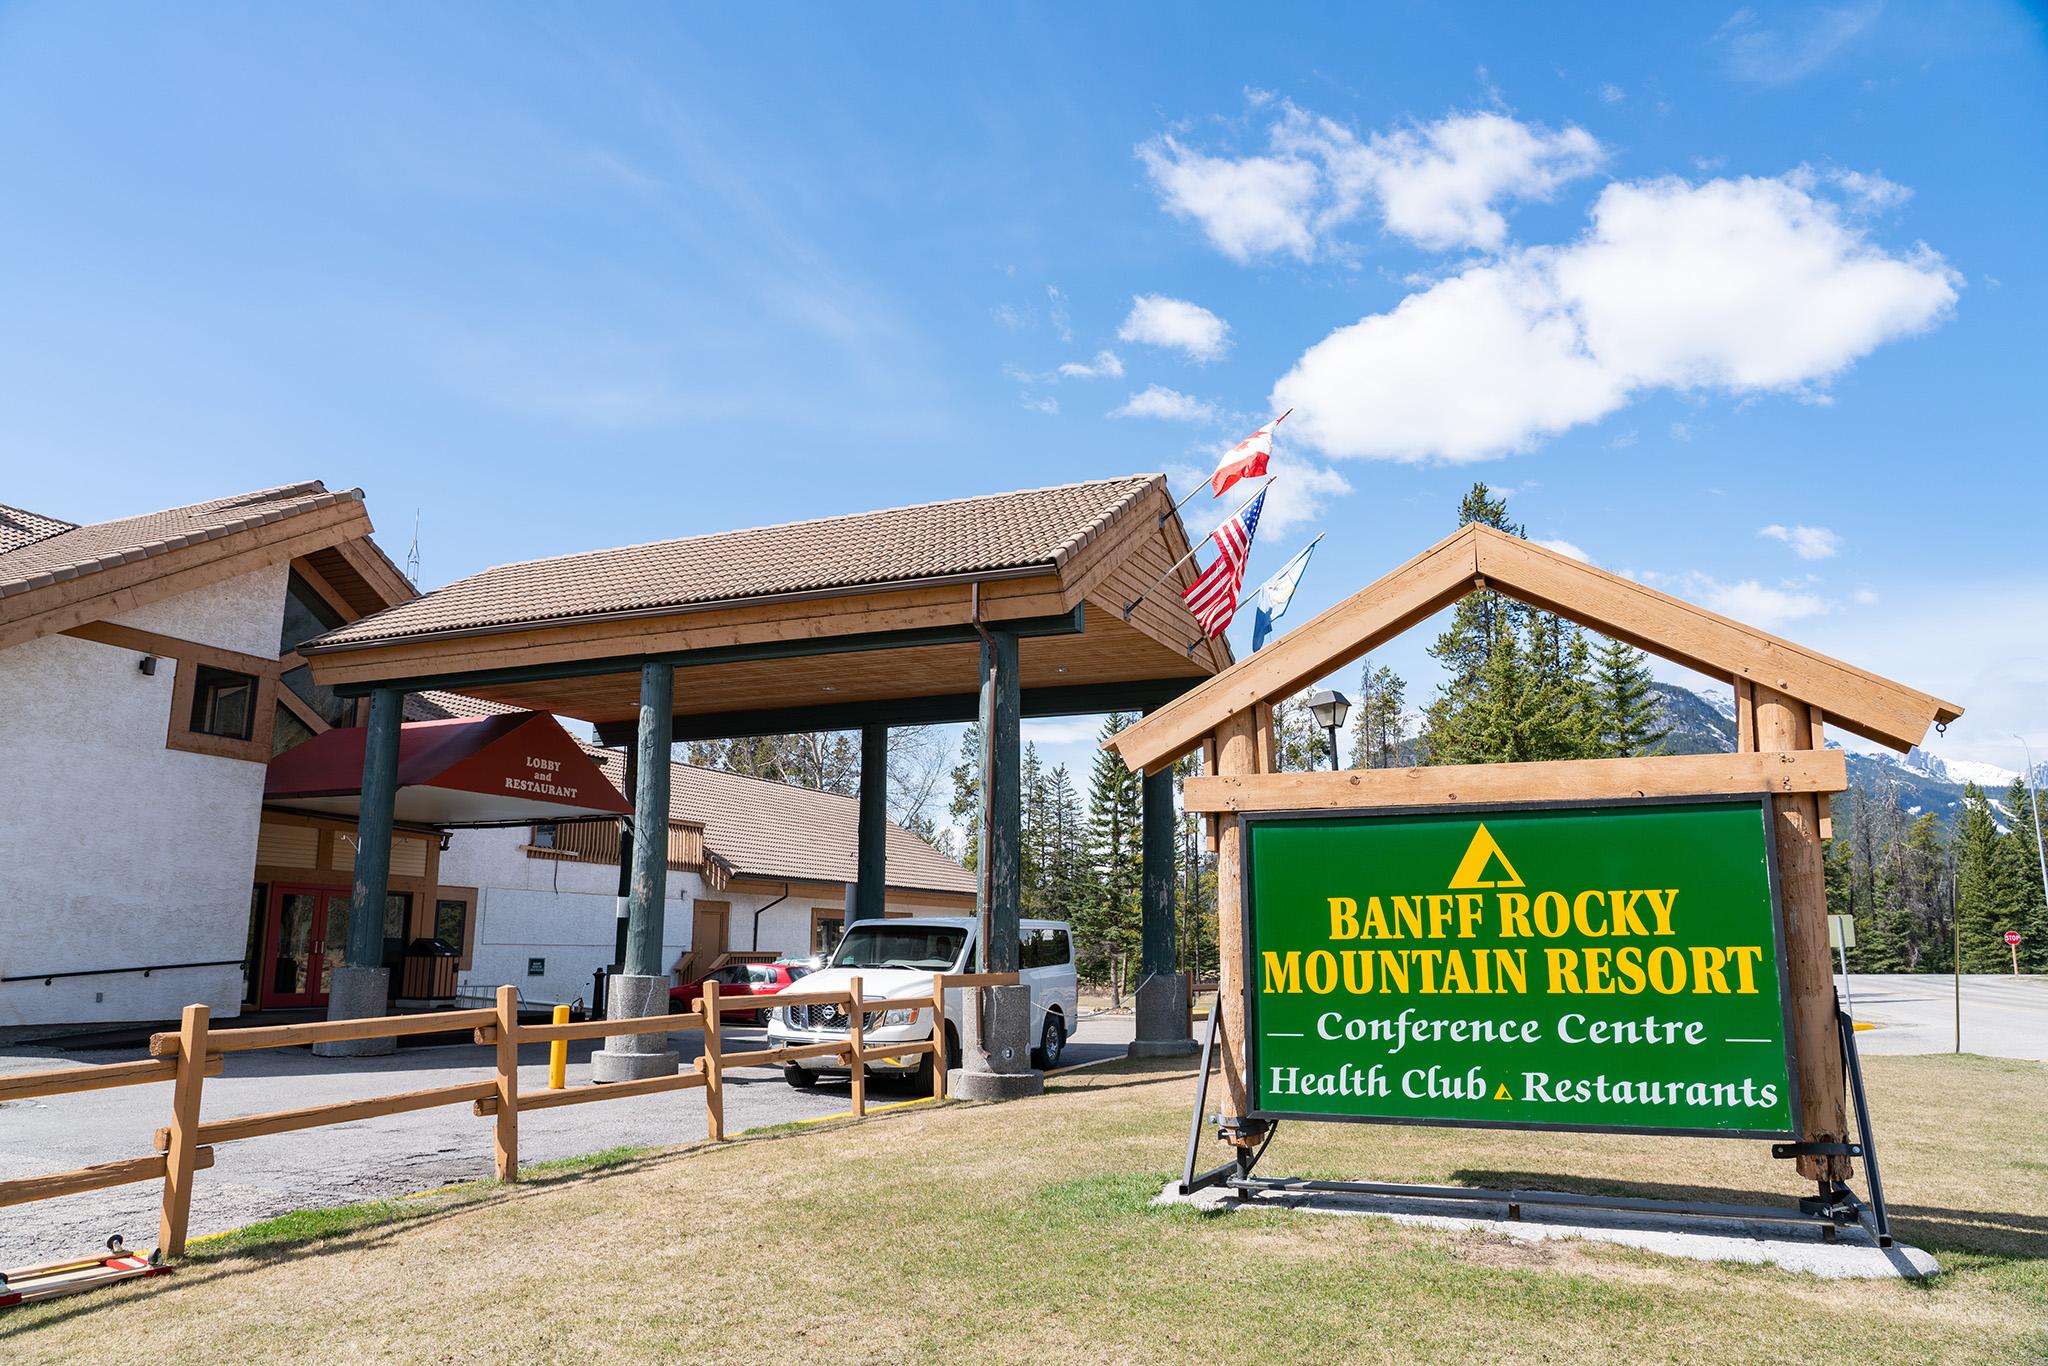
<box><xmin>266</xmin><ymin>890</ymin><xmax>321</xmax><ymax>1008</ymax></box>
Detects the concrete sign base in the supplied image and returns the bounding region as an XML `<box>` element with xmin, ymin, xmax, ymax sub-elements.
<box><xmin>1152</xmin><ymin>1180</ymin><xmax>1940</xmax><ymax>1280</ymax></box>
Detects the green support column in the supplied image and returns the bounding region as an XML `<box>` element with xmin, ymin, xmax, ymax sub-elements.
<box><xmin>953</xmin><ymin>628</ymin><xmax>1040</xmax><ymax>1098</ymax></box>
<box><xmin>594</xmin><ymin>661</ymin><xmax>680</xmax><ymax>1083</ymax></box>
<box><xmin>977</xmin><ymin>630</ymin><xmax>1021</xmax><ymax>973</ymax></box>
<box><xmin>316</xmin><ymin>685</ymin><xmax>403</xmax><ymax>1056</ymax></box>
<box><xmin>854</xmin><ymin>723</ymin><xmax>888</xmax><ymax>922</ymax></box>
<box><xmin>344</xmin><ymin>686</ymin><xmax>403</xmax><ymax>972</ymax></box>
<box><xmin>612</xmin><ymin>743</ymin><xmax>638</xmax><ymax>969</ymax></box>
<box><xmin>1129</xmin><ymin>754</ymin><xmax>1197</xmax><ymax>1056</ymax></box>
<box><xmin>624</xmin><ymin>662</ymin><xmax>674</xmax><ymax>978</ymax></box>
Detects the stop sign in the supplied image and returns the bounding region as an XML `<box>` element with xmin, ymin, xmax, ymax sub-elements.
<box><xmin>2006</xmin><ymin>931</ymin><xmax>2024</xmax><ymax>946</ymax></box>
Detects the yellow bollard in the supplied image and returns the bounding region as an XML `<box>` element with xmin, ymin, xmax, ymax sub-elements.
<box><xmin>548</xmin><ymin>1003</ymin><xmax>570</xmax><ymax>1089</ymax></box>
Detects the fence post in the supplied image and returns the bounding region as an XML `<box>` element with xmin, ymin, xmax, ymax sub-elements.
<box><xmin>930</xmin><ymin>975</ymin><xmax>947</xmax><ymax>1101</ymax></box>
<box><xmin>702</xmin><ymin>979</ymin><xmax>724</xmax><ymax>1141</ymax></box>
<box><xmin>493</xmin><ymin>985</ymin><xmax>519</xmax><ymax>1181</ymax></box>
<box><xmin>548</xmin><ymin>1003</ymin><xmax>570</xmax><ymax>1090</ymax></box>
<box><xmin>847</xmin><ymin>975</ymin><xmax>866</xmax><ymax>1119</ymax></box>
<box><xmin>157</xmin><ymin>1002</ymin><xmax>210</xmax><ymax>1258</ymax></box>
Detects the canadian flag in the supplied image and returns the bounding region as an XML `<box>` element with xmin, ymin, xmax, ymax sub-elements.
<box><xmin>1210</xmin><ymin>411</ymin><xmax>1287</xmax><ymax>496</ymax></box>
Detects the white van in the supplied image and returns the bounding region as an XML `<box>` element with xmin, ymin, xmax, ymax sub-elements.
<box><xmin>765</xmin><ymin>916</ymin><xmax>1079</xmax><ymax>1089</ymax></box>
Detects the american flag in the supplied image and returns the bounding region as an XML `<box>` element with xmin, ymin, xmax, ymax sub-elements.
<box><xmin>1183</xmin><ymin>489</ymin><xmax>1267</xmax><ymax>637</ymax></box>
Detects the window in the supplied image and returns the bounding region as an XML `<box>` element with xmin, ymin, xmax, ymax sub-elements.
<box><xmin>280</xmin><ymin>569</ymin><xmax>345</xmax><ymax>655</ymax></box>
<box><xmin>831</xmin><ymin>923</ymin><xmax>968</xmax><ymax>971</ymax></box>
<box><xmin>281</xmin><ymin>662</ymin><xmax>356</xmax><ymax>728</ymax></box>
<box><xmin>272</xmin><ymin>703</ymin><xmax>317</xmax><ymax>757</ymax></box>
<box><xmin>532</xmin><ymin>822</ymin><xmax>557</xmax><ymax>849</ymax></box>
<box><xmin>812</xmin><ymin>913</ymin><xmax>844</xmax><ymax>958</ymax></box>
<box><xmin>1021</xmin><ymin>927</ymin><xmax>1071</xmax><ymax>969</ymax></box>
<box><xmin>189</xmin><ymin>665</ymin><xmax>257</xmax><ymax>739</ymax></box>
<box><xmin>434</xmin><ymin>897</ymin><xmax>468</xmax><ymax>952</ymax></box>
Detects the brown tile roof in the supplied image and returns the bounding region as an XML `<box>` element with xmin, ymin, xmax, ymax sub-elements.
<box><xmin>0</xmin><ymin>482</ymin><xmax>363</xmax><ymax>600</ymax></box>
<box><xmin>311</xmin><ymin>475</ymin><xmax>1161</xmax><ymax>649</ymax></box>
<box><xmin>585</xmin><ymin>746</ymin><xmax>975</xmax><ymax>897</ymax></box>
<box><xmin>405</xmin><ymin>689</ymin><xmax>527</xmax><ymax>722</ymax></box>
<box><xmin>0</xmin><ymin>504</ymin><xmax>77</xmax><ymax>555</ymax></box>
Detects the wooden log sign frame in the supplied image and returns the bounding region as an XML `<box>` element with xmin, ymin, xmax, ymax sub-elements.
<box><xmin>1108</xmin><ymin>524</ymin><xmax>1963</xmax><ymax>1244</ymax></box>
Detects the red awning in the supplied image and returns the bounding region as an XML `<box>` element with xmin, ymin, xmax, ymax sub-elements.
<box><xmin>264</xmin><ymin>713</ymin><xmax>630</xmax><ymax>825</ymax></box>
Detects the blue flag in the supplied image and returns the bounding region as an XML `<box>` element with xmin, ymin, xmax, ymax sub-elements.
<box><xmin>1251</xmin><ymin>537</ymin><xmax>1320</xmax><ymax>651</ymax></box>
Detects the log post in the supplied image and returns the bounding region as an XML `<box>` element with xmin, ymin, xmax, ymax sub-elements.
<box><xmin>854</xmin><ymin>724</ymin><xmax>889</xmax><ymax>923</ymax></box>
<box><xmin>1752</xmin><ymin>684</ymin><xmax>1851</xmax><ymax>1182</ymax></box>
<box><xmin>157</xmin><ymin>1002</ymin><xmax>210</xmax><ymax>1257</ymax></box>
<box><xmin>1213</xmin><ymin>708</ymin><xmax>1260</xmax><ymax>1138</ymax></box>
<box><xmin>492</xmin><ymin>985</ymin><xmax>519</xmax><ymax>1181</ymax></box>
<box><xmin>847</xmin><ymin>975</ymin><xmax>867</xmax><ymax>1118</ymax></box>
<box><xmin>930</xmin><ymin>976</ymin><xmax>948</xmax><ymax>1101</ymax></box>
<box><xmin>702</xmin><ymin>979</ymin><xmax>725</xmax><ymax>1141</ymax></box>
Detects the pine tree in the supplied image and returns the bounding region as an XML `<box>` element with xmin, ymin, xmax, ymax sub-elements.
<box><xmin>1079</xmin><ymin>713</ymin><xmax>1144</xmax><ymax>996</ymax></box>
<box><xmin>1590</xmin><ymin>636</ymin><xmax>1670</xmax><ymax>757</ymax></box>
<box><xmin>1019</xmin><ymin>743</ymin><xmax>1051</xmax><ymax>917</ymax></box>
<box><xmin>1953</xmin><ymin>785</ymin><xmax>2003</xmax><ymax>970</ymax></box>
<box><xmin>948</xmin><ymin>724</ymin><xmax>981</xmax><ymax>872</ymax></box>
<box><xmin>1996</xmin><ymin>780</ymin><xmax>2048</xmax><ymax>972</ymax></box>
<box><xmin>1271</xmin><ymin>691</ymin><xmax>1330</xmax><ymax>771</ymax></box>
<box><xmin>1349</xmin><ymin>660</ymin><xmax>1408</xmax><ymax>769</ymax></box>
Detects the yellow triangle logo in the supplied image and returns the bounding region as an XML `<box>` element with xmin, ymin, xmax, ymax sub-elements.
<box><xmin>1493</xmin><ymin>1083</ymin><xmax>1512</xmax><ymax>1101</ymax></box>
<box><xmin>1449</xmin><ymin>823</ymin><xmax>1524</xmax><ymax>890</ymax></box>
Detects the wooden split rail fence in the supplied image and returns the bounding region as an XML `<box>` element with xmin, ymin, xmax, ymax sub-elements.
<box><xmin>0</xmin><ymin>971</ymin><xmax>1016</xmax><ymax>1259</ymax></box>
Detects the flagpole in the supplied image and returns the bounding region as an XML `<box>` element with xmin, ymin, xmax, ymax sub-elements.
<box><xmin>1123</xmin><ymin>477</ymin><xmax>1275</xmax><ymax>621</ymax></box>
<box><xmin>1158</xmin><ymin>409</ymin><xmax>1292</xmax><ymax>527</ymax></box>
<box><xmin>1235</xmin><ymin>530</ymin><xmax>1324</xmax><ymax>609</ymax></box>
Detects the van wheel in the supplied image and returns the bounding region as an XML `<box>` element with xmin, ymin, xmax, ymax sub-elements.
<box><xmin>1032</xmin><ymin>1011</ymin><xmax>1066</xmax><ymax>1070</ymax></box>
<box><xmin>784</xmin><ymin>1064</ymin><xmax>818</xmax><ymax>1089</ymax></box>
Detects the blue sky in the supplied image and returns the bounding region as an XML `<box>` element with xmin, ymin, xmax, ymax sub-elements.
<box><xmin>3</xmin><ymin>2</ymin><xmax>2044</xmax><ymax>786</ymax></box>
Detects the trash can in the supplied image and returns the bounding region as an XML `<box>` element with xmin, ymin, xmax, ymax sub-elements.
<box><xmin>398</xmin><ymin>937</ymin><xmax>460</xmax><ymax>1002</ymax></box>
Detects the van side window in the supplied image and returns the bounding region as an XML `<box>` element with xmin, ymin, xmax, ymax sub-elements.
<box><xmin>1020</xmin><ymin>928</ymin><xmax>1071</xmax><ymax>969</ymax></box>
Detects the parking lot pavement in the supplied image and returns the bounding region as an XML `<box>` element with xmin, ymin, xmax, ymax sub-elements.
<box><xmin>0</xmin><ymin>1010</ymin><xmax>1148</xmax><ymax>1264</ymax></box>
<box><xmin>1845</xmin><ymin>973</ymin><xmax>2047</xmax><ymax>1060</ymax></box>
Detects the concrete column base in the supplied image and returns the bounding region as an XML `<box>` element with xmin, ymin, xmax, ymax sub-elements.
<box><xmin>313</xmin><ymin>966</ymin><xmax>395</xmax><ymax>1058</ymax></box>
<box><xmin>947</xmin><ymin>983</ymin><xmax>1043</xmax><ymax>1100</ymax></box>
<box><xmin>589</xmin><ymin>972</ymin><xmax>678</xmax><ymax>1083</ymax></box>
<box><xmin>1129</xmin><ymin>973</ymin><xmax>1198</xmax><ymax>1058</ymax></box>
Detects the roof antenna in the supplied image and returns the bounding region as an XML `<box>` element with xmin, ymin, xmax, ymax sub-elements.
<box><xmin>405</xmin><ymin>510</ymin><xmax>421</xmax><ymax>587</ymax></box>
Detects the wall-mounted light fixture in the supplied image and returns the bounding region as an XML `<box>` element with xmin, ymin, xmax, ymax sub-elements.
<box><xmin>138</xmin><ymin>655</ymin><xmax>158</xmax><ymax>676</ymax></box>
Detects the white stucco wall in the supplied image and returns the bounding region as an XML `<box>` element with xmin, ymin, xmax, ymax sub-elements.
<box><xmin>0</xmin><ymin>565</ymin><xmax>287</xmax><ymax>1030</ymax></box>
<box><xmin>440</xmin><ymin>825</ymin><xmax>968</xmax><ymax>1006</ymax></box>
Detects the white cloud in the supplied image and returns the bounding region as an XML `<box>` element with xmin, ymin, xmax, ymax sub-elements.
<box><xmin>1046</xmin><ymin>285</ymin><xmax>1073</xmax><ymax>342</ymax></box>
<box><xmin>1118</xmin><ymin>294</ymin><xmax>1232</xmax><ymax>362</ymax></box>
<box><xmin>1852</xmin><ymin>587</ymin><xmax>1880</xmax><ymax>605</ymax></box>
<box><xmin>1760</xmin><ymin>523</ymin><xmax>1842</xmax><ymax>559</ymax></box>
<box><xmin>1800</xmin><ymin>165</ymin><xmax>1912</xmax><ymax>214</ymax></box>
<box><xmin>1140</xmin><ymin>103</ymin><xmax>1604</xmax><ymax>258</ymax></box>
<box><xmin>1272</xmin><ymin>172</ymin><xmax>1959</xmax><ymax>462</ymax></box>
<box><xmin>1113</xmin><ymin>385</ymin><xmax>1219</xmax><ymax>422</ymax></box>
<box><xmin>1138</xmin><ymin>136</ymin><xmax>1321</xmax><ymax>261</ymax></box>
<box><xmin>1716</xmin><ymin>3</ymin><xmax>1882</xmax><ymax>86</ymax></box>
<box><xmin>1535</xmin><ymin>538</ymin><xmax>1593</xmax><ymax>563</ymax></box>
<box><xmin>1023</xmin><ymin>395</ymin><xmax>1059</xmax><ymax>416</ymax></box>
<box><xmin>991</xmin><ymin>303</ymin><xmax>1029</xmax><ymax>330</ymax></box>
<box><xmin>1055</xmin><ymin>349</ymin><xmax>1124</xmax><ymax>380</ymax></box>
<box><xmin>1687</xmin><ymin>573</ymin><xmax>1829</xmax><ymax>630</ymax></box>
<box><xmin>1598</xmin><ymin>83</ymin><xmax>1626</xmax><ymax>103</ymax></box>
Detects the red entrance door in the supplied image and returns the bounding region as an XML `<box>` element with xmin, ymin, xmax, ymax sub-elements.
<box><xmin>261</xmin><ymin>884</ymin><xmax>352</xmax><ymax>1009</ymax></box>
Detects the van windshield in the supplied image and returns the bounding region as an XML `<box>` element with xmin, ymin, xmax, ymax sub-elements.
<box><xmin>830</xmin><ymin>925</ymin><xmax>968</xmax><ymax>971</ymax></box>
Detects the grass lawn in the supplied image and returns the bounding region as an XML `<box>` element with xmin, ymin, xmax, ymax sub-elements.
<box><xmin>3</xmin><ymin>1053</ymin><xmax>2043</xmax><ymax>1363</ymax></box>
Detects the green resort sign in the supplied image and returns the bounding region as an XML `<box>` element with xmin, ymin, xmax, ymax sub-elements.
<box><xmin>1245</xmin><ymin>800</ymin><xmax>1798</xmax><ymax>1138</ymax></box>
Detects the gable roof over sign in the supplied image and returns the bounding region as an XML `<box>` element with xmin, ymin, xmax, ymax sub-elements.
<box><xmin>314</xmin><ymin>475</ymin><xmax>1161</xmax><ymax>649</ymax></box>
<box><xmin>1110</xmin><ymin>521</ymin><xmax>1964</xmax><ymax>772</ymax></box>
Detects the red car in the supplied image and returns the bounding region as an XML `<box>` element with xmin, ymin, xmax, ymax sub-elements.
<box><xmin>670</xmin><ymin>961</ymin><xmax>810</xmax><ymax>1024</ymax></box>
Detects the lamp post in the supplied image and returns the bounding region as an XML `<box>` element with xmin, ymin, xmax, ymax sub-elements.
<box><xmin>1307</xmin><ymin>689</ymin><xmax>1352</xmax><ymax>773</ymax></box>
